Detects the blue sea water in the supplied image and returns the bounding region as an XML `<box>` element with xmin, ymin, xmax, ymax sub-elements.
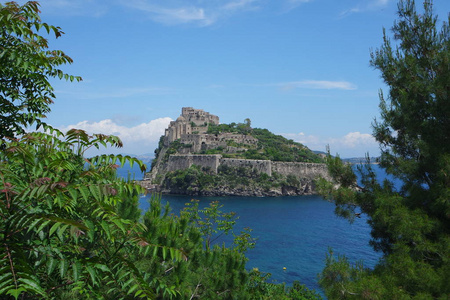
<box><xmin>139</xmin><ymin>194</ymin><xmax>380</xmax><ymax>293</ymax></box>
<box><xmin>118</xmin><ymin>163</ymin><xmax>392</xmax><ymax>293</ymax></box>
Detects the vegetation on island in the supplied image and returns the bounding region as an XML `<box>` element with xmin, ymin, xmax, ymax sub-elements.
<box><xmin>205</xmin><ymin>122</ymin><xmax>323</xmax><ymax>163</ymax></box>
<box><xmin>162</xmin><ymin>164</ymin><xmax>313</xmax><ymax>196</ymax></box>
<box><xmin>0</xmin><ymin>2</ymin><xmax>323</xmax><ymax>299</ymax></box>
<box><xmin>165</xmin><ymin>164</ymin><xmax>277</xmax><ymax>193</ymax></box>
<box><xmin>150</xmin><ymin>120</ymin><xmax>324</xmax><ymax>192</ymax></box>
<box><xmin>317</xmin><ymin>0</ymin><xmax>450</xmax><ymax>298</ymax></box>
<box><xmin>152</xmin><ymin>120</ymin><xmax>323</xmax><ymax>166</ymax></box>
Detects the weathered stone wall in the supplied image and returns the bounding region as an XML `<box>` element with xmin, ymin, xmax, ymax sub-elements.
<box><xmin>272</xmin><ymin>162</ymin><xmax>330</xmax><ymax>180</ymax></box>
<box><xmin>219</xmin><ymin>133</ymin><xmax>258</xmax><ymax>145</ymax></box>
<box><xmin>167</xmin><ymin>154</ymin><xmax>221</xmax><ymax>173</ymax></box>
<box><xmin>220</xmin><ymin>158</ymin><xmax>272</xmax><ymax>176</ymax></box>
<box><xmin>166</xmin><ymin>154</ymin><xmax>329</xmax><ymax>180</ymax></box>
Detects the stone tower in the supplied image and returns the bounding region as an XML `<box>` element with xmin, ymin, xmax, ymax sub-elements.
<box><xmin>164</xmin><ymin>107</ymin><xmax>219</xmax><ymax>145</ymax></box>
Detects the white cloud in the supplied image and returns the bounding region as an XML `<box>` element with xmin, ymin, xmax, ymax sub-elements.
<box><xmin>279</xmin><ymin>80</ymin><xmax>357</xmax><ymax>91</ymax></box>
<box><xmin>283</xmin><ymin>0</ymin><xmax>313</xmax><ymax>11</ymax></box>
<box><xmin>336</xmin><ymin>132</ymin><xmax>377</xmax><ymax>149</ymax></box>
<box><xmin>120</xmin><ymin>0</ymin><xmax>259</xmax><ymax>26</ymax></box>
<box><xmin>340</xmin><ymin>0</ymin><xmax>391</xmax><ymax>17</ymax></box>
<box><xmin>59</xmin><ymin>117</ymin><xmax>172</xmax><ymax>155</ymax></box>
<box><xmin>222</xmin><ymin>0</ymin><xmax>258</xmax><ymax>11</ymax></box>
<box><xmin>282</xmin><ymin>131</ymin><xmax>379</xmax><ymax>157</ymax></box>
<box><xmin>123</xmin><ymin>1</ymin><xmax>212</xmax><ymax>26</ymax></box>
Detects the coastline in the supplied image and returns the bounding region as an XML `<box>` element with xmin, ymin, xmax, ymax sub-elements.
<box><xmin>141</xmin><ymin>181</ymin><xmax>318</xmax><ymax>197</ymax></box>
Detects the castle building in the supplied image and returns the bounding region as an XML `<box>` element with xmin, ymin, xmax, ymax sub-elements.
<box><xmin>164</xmin><ymin>107</ymin><xmax>219</xmax><ymax>145</ymax></box>
<box><xmin>164</xmin><ymin>107</ymin><xmax>257</xmax><ymax>154</ymax></box>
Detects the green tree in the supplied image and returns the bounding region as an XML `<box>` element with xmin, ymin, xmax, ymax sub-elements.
<box><xmin>0</xmin><ymin>129</ymin><xmax>188</xmax><ymax>298</ymax></box>
<box><xmin>0</xmin><ymin>2</ymin><xmax>322</xmax><ymax>299</ymax></box>
<box><xmin>317</xmin><ymin>0</ymin><xmax>449</xmax><ymax>298</ymax></box>
<box><xmin>244</xmin><ymin>118</ymin><xmax>252</xmax><ymax>128</ymax></box>
<box><xmin>0</xmin><ymin>1</ymin><xmax>81</xmax><ymax>142</ymax></box>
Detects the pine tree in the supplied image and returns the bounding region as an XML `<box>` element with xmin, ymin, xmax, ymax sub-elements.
<box><xmin>318</xmin><ymin>0</ymin><xmax>450</xmax><ymax>298</ymax></box>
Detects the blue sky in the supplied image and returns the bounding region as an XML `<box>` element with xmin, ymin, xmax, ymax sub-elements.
<box><xmin>17</xmin><ymin>0</ymin><xmax>449</xmax><ymax>157</ymax></box>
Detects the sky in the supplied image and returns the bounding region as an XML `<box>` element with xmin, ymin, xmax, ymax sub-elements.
<box><xmin>14</xmin><ymin>0</ymin><xmax>449</xmax><ymax>157</ymax></box>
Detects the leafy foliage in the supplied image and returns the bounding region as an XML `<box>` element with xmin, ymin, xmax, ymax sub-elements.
<box><xmin>0</xmin><ymin>1</ymin><xmax>81</xmax><ymax>142</ymax></box>
<box><xmin>0</xmin><ymin>3</ymin><xmax>325</xmax><ymax>298</ymax></box>
<box><xmin>1</xmin><ymin>128</ymin><xmax>322</xmax><ymax>298</ymax></box>
<box><xmin>0</xmin><ymin>129</ymin><xmax>178</xmax><ymax>298</ymax></box>
<box><xmin>318</xmin><ymin>1</ymin><xmax>450</xmax><ymax>298</ymax></box>
<box><xmin>247</xmin><ymin>269</ymin><xmax>323</xmax><ymax>300</ymax></box>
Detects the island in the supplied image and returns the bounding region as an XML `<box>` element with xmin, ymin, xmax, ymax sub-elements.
<box><xmin>141</xmin><ymin>107</ymin><xmax>331</xmax><ymax>196</ymax></box>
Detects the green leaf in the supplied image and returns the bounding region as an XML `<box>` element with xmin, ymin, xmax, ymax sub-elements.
<box><xmin>49</xmin><ymin>222</ymin><xmax>60</xmax><ymax>237</ymax></box>
<box><xmin>94</xmin><ymin>264</ymin><xmax>110</xmax><ymax>273</ymax></box>
<box><xmin>100</xmin><ymin>220</ymin><xmax>112</xmax><ymax>240</ymax></box>
<box><xmin>36</xmin><ymin>219</ymin><xmax>51</xmax><ymax>234</ymax></box>
<box><xmin>89</xmin><ymin>184</ymin><xmax>102</xmax><ymax>202</ymax></box>
<box><xmin>47</xmin><ymin>257</ymin><xmax>56</xmax><ymax>275</ymax></box>
<box><xmin>123</xmin><ymin>278</ymin><xmax>134</xmax><ymax>289</ymax></box>
<box><xmin>18</xmin><ymin>278</ymin><xmax>46</xmax><ymax>296</ymax></box>
<box><xmin>6</xmin><ymin>288</ymin><xmax>26</xmax><ymax>300</ymax></box>
<box><xmin>60</xmin><ymin>259</ymin><xmax>68</xmax><ymax>278</ymax></box>
<box><xmin>86</xmin><ymin>266</ymin><xmax>97</xmax><ymax>286</ymax></box>
<box><xmin>72</xmin><ymin>262</ymin><xmax>81</xmax><ymax>281</ymax></box>
<box><xmin>79</xmin><ymin>185</ymin><xmax>90</xmax><ymax>201</ymax></box>
<box><xmin>128</xmin><ymin>284</ymin><xmax>139</xmax><ymax>295</ymax></box>
<box><xmin>112</xmin><ymin>218</ymin><xmax>126</xmax><ymax>234</ymax></box>
<box><xmin>162</xmin><ymin>247</ymin><xmax>167</xmax><ymax>260</ymax></box>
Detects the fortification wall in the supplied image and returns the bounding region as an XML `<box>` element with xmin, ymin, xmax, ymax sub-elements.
<box><xmin>167</xmin><ymin>154</ymin><xmax>221</xmax><ymax>173</ymax></box>
<box><xmin>272</xmin><ymin>162</ymin><xmax>330</xmax><ymax>180</ymax></box>
<box><xmin>220</xmin><ymin>158</ymin><xmax>272</xmax><ymax>176</ymax></box>
<box><xmin>166</xmin><ymin>154</ymin><xmax>329</xmax><ymax>180</ymax></box>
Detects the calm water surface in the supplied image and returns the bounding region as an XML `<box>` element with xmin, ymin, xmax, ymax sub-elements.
<box><xmin>139</xmin><ymin>194</ymin><xmax>380</xmax><ymax>292</ymax></box>
<box><xmin>120</xmin><ymin>162</ymin><xmax>383</xmax><ymax>292</ymax></box>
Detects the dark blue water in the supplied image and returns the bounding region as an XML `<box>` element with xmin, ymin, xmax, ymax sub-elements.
<box><xmin>139</xmin><ymin>194</ymin><xmax>379</xmax><ymax>293</ymax></box>
<box><xmin>120</xmin><ymin>163</ymin><xmax>391</xmax><ymax>293</ymax></box>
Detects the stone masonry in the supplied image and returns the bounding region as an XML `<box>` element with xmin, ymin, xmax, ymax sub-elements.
<box><xmin>166</xmin><ymin>154</ymin><xmax>330</xmax><ymax>180</ymax></box>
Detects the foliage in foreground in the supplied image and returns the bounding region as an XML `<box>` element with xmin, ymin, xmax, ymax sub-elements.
<box><xmin>0</xmin><ymin>1</ymin><xmax>81</xmax><ymax>142</ymax></box>
<box><xmin>0</xmin><ymin>129</ymin><xmax>324</xmax><ymax>299</ymax></box>
<box><xmin>0</xmin><ymin>129</ymin><xmax>160</xmax><ymax>298</ymax></box>
<box><xmin>317</xmin><ymin>0</ymin><xmax>449</xmax><ymax>298</ymax></box>
<box><xmin>0</xmin><ymin>3</ymin><xmax>323</xmax><ymax>298</ymax></box>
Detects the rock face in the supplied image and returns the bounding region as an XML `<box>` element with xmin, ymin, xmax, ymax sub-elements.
<box><xmin>142</xmin><ymin>107</ymin><xmax>330</xmax><ymax>197</ymax></box>
<box><xmin>160</xmin><ymin>183</ymin><xmax>317</xmax><ymax>197</ymax></box>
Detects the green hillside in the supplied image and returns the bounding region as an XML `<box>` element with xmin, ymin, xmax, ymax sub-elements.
<box><xmin>156</xmin><ymin>121</ymin><xmax>323</xmax><ymax>164</ymax></box>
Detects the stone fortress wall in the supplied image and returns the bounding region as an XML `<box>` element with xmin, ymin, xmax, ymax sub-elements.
<box><xmin>220</xmin><ymin>158</ymin><xmax>272</xmax><ymax>176</ymax></box>
<box><xmin>272</xmin><ymin>162</ymin><xmax>329</xmax><ymax>179</ymax></box>
<box><xmin>167</xmin><ymin>154</ymin><xmax>221</xmax><ymax>172</ymax></box>
<box><xmin>167</xmin><ymin>154</ymin><xmax>329</xmax><ymax>180</ymax></box>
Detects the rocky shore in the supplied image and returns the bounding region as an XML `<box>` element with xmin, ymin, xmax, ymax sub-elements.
<box><xmin>140</xmin><ymin>181</ymin><xmax>317</xmax><ymax>197</ymax></box>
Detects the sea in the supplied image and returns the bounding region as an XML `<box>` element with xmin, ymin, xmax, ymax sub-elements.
<box><xmin>117</xmin><ymin>162</ymin><xmax>396</xmax><ymax>294</ymax></box>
